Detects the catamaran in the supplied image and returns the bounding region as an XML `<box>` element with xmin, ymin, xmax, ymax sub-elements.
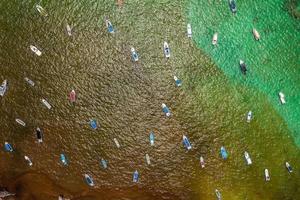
<box><xmin>0</xmin><ymin>80</ymin><xmax>8</xmax><ymax>96</ymax></box>
<box><xmin>163</xmin><ymin>41</ymin><xmax>170</xmax><ymax>58</ymax></box>
<box><xmin>187</xmin><ymin>23</ymin><xmax>192</xmax><ymax>38</ymax></box>
<box><xmin>183</xmin><ymin>135</ymin><xmax>192</xmax><ymax>150</ymax></box>
<box><xmin>24</xmin><ymin>156</ymin><xmax>33</xmax><ymax>166</ymax></box>
<box><xmin>244</xmin><ymin>151</ymin><xmax>252</xmax><ymax>165</ymax></box>
<box><xmin>131</xmin><ymin>47</ymin><xmax>139</xmax><ymax>62</ymax></box>
<box><xmin>162</xmin><ymin>103</ymin><xmax>171</xmax><ymax>117</ymax></box>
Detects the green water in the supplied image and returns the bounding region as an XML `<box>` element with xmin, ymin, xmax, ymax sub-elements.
<box><xmin>188</xmin><ymin>0</ymin><xmax>300</xmax><ymax>146</ymax></box>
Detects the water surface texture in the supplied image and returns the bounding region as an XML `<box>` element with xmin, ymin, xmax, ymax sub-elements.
<box><xmin>0</xmin><ymin>0</ymin><xmax>300</xmax><ymax>199</ymax></box>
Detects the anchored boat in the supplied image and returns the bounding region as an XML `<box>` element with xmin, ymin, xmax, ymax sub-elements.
<box><xmin>145</xmin><ymin>154</ymin><xmax>151</xmax><ymax>165</ymax></box>
<box><xmin>229</xmin><ymin>0</ymin><xmax>237</xmax><ymax>14</ymax></box>
<box><xmin>113</xmin><ymin>138</ymin><xmax>120</xmax><ymax>148</ymax></box>
<box><xmin>36</xmin><ymin>127</ymin><xmax>43</xmax><ymax>143</ymax></box>
<box><xmin>149</xmin><ymin>132</ymin><xmax>155</xmax><ymax>146</ymax></box>
<box><xmin>66</xmin><ymin>24</ymin><xmax>72</xmax><ymax>36</ymax></box>
<box><xmin>220</xmin><ymin>146</ymin><xmax>228</xmax><ymax>160</ymax></box>
<box><xmin>0</xmin><ymin>80</ymin><xmax>8</xmax><ymax>96</ymax></box>
<box><xmin>215</xmin><ymin>189</ymin><xmax>222</xmax><ymax>200</ymax></box>
<box><xmin>4</xmin><ymin>142</ymin><xmax>13</xmax><ymax>152</ymax></box>
<box><xmin>265</xmin><ymin>169</ymin><xmax>270</xmax><ymax>181</ymax></box>
<box><xmin>60</xmin><ymin>154</ymin><xmax>68</xmax><ymax>165</ymax></box>
<box><xmin>41</xmin><ymin>98</ymin><xmax>51</xmax><ymax>109</ymax></box>
<box><xmin>24</xmin><ymin>156</ymin><xmax>33</xmax><ymax>166</ymax></box>
<box><xmin>90</xmin><ymin>119</ymin><xmax>97</xmax><ymax>129</ymax></box>
<box><xmin>285</xmin><ymin>162</ymin><xmax>293</xmax><ymax>173</ymax></box>
<box><xmin>200</xmin><ymin>156</ymin><xmax>205</xmax><ymax>168</ymax></box>
<box><xmin>161</xmin><ymin>103</ymin><xmax>171</xmax><ymax>117</ymax></box>
<box><xmin>279</xmin><ymin>92</ymin><xmax>286</xmax><ymax>104</ymax></box>
<box><xmin>163</xmin><ymin>41</ymin><xmax>170</xmax><ymax>58</ymax></box>
<box><xmin>246</xmin><ymin>111</ymin><xmax>252</xmax><ymax>123</ymax></box>
<box><xmin>244</xmin><ymin>151</ymin><xmax>252</xmax><ymax>165</ymax></box>
<box><xmin>174</xmin><ymin>76</ymin><xmax>182</xmax><ymax>87</ymax></box>
<box><xmin>84</xmin><ymin>174</ymin><xmax>95</xmax><ymax>186</ymax></box>
<box><xmin>133</xmin><ymin>170</ymin><xmax>139</xmax><ymax>183</ymax></box>
<box><xmin>253</xmin><ymin>29</ymin><xmax>260</xmax><ymax>40</ymax></box>
<box><xmin>131</xmin><ymin>47</ymin><xmax>139</xmax><ymax>62</ymax></box>
<box><xmin>36</xmin><ymin>5</ymin><xmax>48</xmax><ymax>17</ymax></box>
<box><xmin>16</xmin><ymin>118</ymin><xmax>26</xmax><ymax>127</ymax></box>
<box><xmin>101</xmin><ymin>158</ymin><xmax>108</xmax><ymax>169</ymax></box>
<box><xmin>212</xmin><ymin>33</ymin><xmax>218</xmax><ymax>45</ymax></box>
<box><xmin>24</xmin><ymin>77</ymin><xmax>35</xmax><ymax>86</ymax></box>
<box><xmin>239</xmin><ymin>60</ymin><xmax>247</xmax><ymax>75</ymax></box>
<box><xmin>183</xmin><ymin>135</ymin><xmax>192</xmax><ymax>150</ymax></box>
<box><xmin>105</xmin><ymin>19</ymin><xmax>114</xmax><ymax>33</ymax></box>
<box><xmin>30</xmin><ymin>45</ymin><xmax>42</xmax><ymax>56</ymax></box>
<box><xmin>187</xmin><ymin>23</ymin><xmax>192</xmax><ymax>38</ymax></box>
<box><xmin>69</xmin><ymin>89</ymin><xmax>76</xmax><ymax>103</ymax></box>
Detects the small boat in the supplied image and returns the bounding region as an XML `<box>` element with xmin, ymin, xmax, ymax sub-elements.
<box><xmin>187</xmin><ymin>23</ymin><xmax>192</xmax><ymax>38</ymax></box>
<box><xmin>215</xmin><ymin>189</ymin><xmax>222</xmax><ymax>200</ymax></box>
<box><xmin>244</xmin><ymin>151</ymin><xmax>252</xmax><ymax>165</ymax></box>
<box><xmin>174</xmin><ymin>76</ymin><xmax>182</xmax><ymax>87</ymax></box>
<box><xmin>24</xmin><ymin>156</ymin><xmax>33</xmax><ymax>166</ymax></box>
<box><xmin>36</xmin><ymin>5</ymin><xmax>48</xmax><ymax>17</ymax></box>
<box><xmin>41</xmin><ymin>98</ymin><xmax>51</xmax><ymax>109</ymax></box>
<box><xmin>149</xmin><ymin>132</ymin><xmax>155</xmax><ymax>146</ymax></box>
<box><xmin>285</xmin><ymin>162</ymin><xmax>293</xmax><ymax>173</ymax></box>
<box><xmin>60</xmin><ymin>154</ymin><xmax>68</xmax><ymax>165</ymax></box>
<box><xmin>279</xmin><ymin>92</ymin><xmax>286</xmax><ymax>104</ymax></box>
<box><xmin>16</xmin><ymin>119</ymin><xmax>26</xmax><ymax>127</ymax></box>
<box><xmin>90</xmin><ymin>119</ymin><xmax>97</xmax><ymax>129</ymax></box>
<box><xmin>239</xmin><ymin>60</ymin><xmax>247</xmax><ymax>75</ymax></box>
<box><xmin>145</xmin><ymin>154</ymin><xmax>151</xmax><ymax>165</ymax></box>
<box><xmin>229</xmin><ymin>0</ymin><xmax>237</xmax><ymax>14</ymax></box>
<box><xmin>66</xmin><ymin>24</ymin><xmax>72</xmax><ymax>36</ymax></box>
<box><xmin>246</xmin><ymin>111</ymin><xmax>252</xmax><ymax>123</ymax></box>
<box><xmin>200</xmin><ymin>156</ymin><xmax>205</xmax><ymax>168</ymax></box>
<box><xmin>69</xmin><ymin>89</ymin><xmax>76</xmax><ymax>103</ymax></box>
<box><xmin>163</xmin><ymin>41</ymin><xmax>170</xmax><ymax>58</ymax></box>
<box><xmin>101</xmin><ymin>158</ymin><xmax>108</xmax><ymax>169</ymax></box>
<box><xmin>133</xmin><ymin>170</ymin><xmax>139</xmax><ymax>183</ymax></box>
<box><xmin>30</xmin><ymin>45</ymin><xmax>42</xmax><ymax>56</ymax></box>
<box><xmin>113</xmin><ymin>138</ymin><xmax>120</xmax><ymax>148</ymax></box>
<box><xmin>0</xmin><ymin>80</ymin><xmax>8</xmax><ymax>96</ymax></box>
<box><xmin>131</xmin><ymin>47</ymin><xmax>139</xmax><ymax>62</ymax></box>
<box><xmin>212</xmin><ymin>33</ymin><xmax>218</xmax><ymax>45</ymax></box>
<box><xmin>4</xmin><ymin>142</ymin><xmax>13</xmax><ymax>152</ymax></box>
<box><xmin>182</xmin><ymin>135</ymin><xmax>192</xmax><ymax>150</ymax></box>
<box><xmin>84</xmin><ymin>174</ymin><xmax>95</xmax><ymax>187</ymax></box>
<box><xmin>253</xmin><ymin>29</ymin><xmax>260</xmax><ymax>40</ymax></box>
<box><xmin>265</xmin><ymin>169</ymin><xmax>270</xmax><ymax>181</ymax></box>
<box><xmin>105</xmin><ymin>19</ymin><xmax>114</xmax><ymax>33</ymax></box>
<box><xmin>24</xmin><ymin>77</ymin><xmax>35</xmax><ymax>86</ymax></box>
<box><xmin>36</xmin><ymin>127</ymin><xmax>43</xmax><ymax>143</ymax></box>
<box><xmin>220</xmin><ymin>146</ymin><xmax>228</xmax><ymax>160</ymax></box>
<box><xmin>161</xmin><ymin>103</ymin><xmax>171</xmax><ymax>117</ymax></box>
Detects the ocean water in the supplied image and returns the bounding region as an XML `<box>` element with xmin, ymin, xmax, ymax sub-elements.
<box><xmin>0</xmin><ymin>0</ymin><xmax>299</xmax><ymax>199</ymax></box>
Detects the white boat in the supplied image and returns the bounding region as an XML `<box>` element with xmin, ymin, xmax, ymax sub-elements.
<box><xmin>253</xmin><ymin>29</ymin><xmax>260</xmax><ymax>40</ymax></box>
<box><xmin>131</xmin><ymin>47</ymin><xmax>139</xmax><ymax>62</ymax></box>
<box><xmin>24</xmin><ymin>77</ymin><xmax>35</xmax><ymax>86</ymax></box>
<box><xmin>161</xmin><ymin>103</ymin><xmax>171</xmax><ymax>117</ymax></box>
<box><xmin>0</xmin><ymin>80</ymin><xmax>8</xmax><ymax>96</ymax></box>
<box><xmin>163</xmin><ymin>41</ymin><xmax>170</xmax><ymax>58</ymax></box>
<box><xmin>200</xmin><ymin>156</ymin><xmax>205</xmax><ymax>168</ymax></box>
<box><xmin>36</xmin><ymin>5</ymin><xmax>48</xmax><ymax>17</ymax></box>
<box><xmin>41</xmin><ymin>98</ymin><xmax>52</xmax><ymax>109</ymax></box>
<box><xmin>212</xmin><ymin>33</ymin><xmax>218</xmax><ymax>45</ymax></box>
<box><xmin>265</xmin><ymin>169</ymin><xmax>270</xmax><ymax>181</ymax></box>
<box><xmin>285</xmin><ymin>162</ymin><xmax>293</xmax><ymax>173</ymax></box>
<box><xmin>187</xmin><ymin>23</ymin><xmax>192</xmax><ymax>38</ymax></box>
<box><xmin>113</xmin><ymin>138</ymin><xmax>120</xmax><ymax>148</ymax></box>
<box><xmin>215</xmin><ymin>189</ymin><xmax>221</xmax><ymax>200</ymax></box>
<box><xmin>66</xmin><ymin>24</ymin><xmax>72</xmax><ymax>36</ymax></box>
<box><xmin>15</xmin><ymin>119</ymin><xmax>26</xmax><ymax>127</ymax></box>
<box><xmin>279</xmin><ymin>92</ymin><xmax>286</xmax><ymax>104</ymax></box>
<box><xmin>244</xmin><ymin>151</ymin><xmax>252</xmax><ymax>165</ymax></box>
<box><xmin>246</xmin><ymin>111</ymin><xmax>252</xmax><ymax>123</ymax></box>
<box><xmin>24</xmin><ymin>156</ymin><xmax>33</xmax><ymax>166</ymax></box>
<box><xmin>84</xmin><ymin>174</ymin><xmax>95</xmax><ymax>186</ymax></box>
<box><xmin>145</xmin><ymin>154</ymin><xmax>151</xmax><ymax>165</ymax></box>
<box><xmin>183</xmin><ymin>135</ymin><xmax>192</xmax><ymax>150</ymax></box>
<box><xmin>30</xmin><ymin>45</ymin><xmax>42</xmax><ymax>56</ymax></box>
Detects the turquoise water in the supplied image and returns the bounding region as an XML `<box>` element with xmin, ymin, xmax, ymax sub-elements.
<box><xmin>188</xmin><ymin>0</ymin><xmax>300</xmax><ymax>146</ymax></box>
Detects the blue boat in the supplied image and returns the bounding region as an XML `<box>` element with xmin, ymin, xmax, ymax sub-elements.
<box><xmin>220</xmin><ymin>146</ymin><xmax>228</xmax><ymax>159</ymax></box>
<box><xmin>60</xmin><ymin>154</ymin><xmax>67</xmax><ymax>165</ymax></box>
<box><xmin>131</xmin><ymin>47</ymin><xmax>139</xmax><ymax>62</ymax></box>
<box><xmin>229</xmin><ymin>0</ymin><xmax>237</xmax><ymax>14</ymax></box>
<box><xmin>105</xmin><ymin>19</ymin><xmax>114</xmax><ymax>33</ymax></box>
<box><xmin>161</xmin><ymin>103</ymin><xmax>171</xmax><ymax>117</ymax></box>
<box><xmin>84</xmin><ymin>174</ymin><xmax>94</xmax><ymax>187</ymax></box>
<box><xmin>182</xmin><ymin>135</ymin><xmax>192</xmax><ymax>150</ymax></box>
<box><xmin>90</xmin><ymin>119</ymin><xmax>97</xmax><ymax>129</ymax></box>
<box><xmin>101</xmin><ymin>158</ymin><xmax>108</xmax><ymax>169</ymax></box>
<box><xmin>4</xmin><ymin>142</ymin><xmax>13</xmax><ymax>152</ymax></box>
<box><xmin>133</xmin><ymin>170</ymin><xmax>139</xmax><ymax>183</ymax></box>
<box><xmin>174</xmin><ymin>76</ymin><xmax>182</xmax><ymax>87</ymax></box>
<box><xmin>149</xmin><ymin>132</ymin><xmax>155</xmax><ymax>146</ymax></box>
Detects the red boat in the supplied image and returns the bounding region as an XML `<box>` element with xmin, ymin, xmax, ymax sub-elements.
<box><xmin>69</xmin><ymin>89</ymin><xmax>76</xmax><ymax>102</ymax></box>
